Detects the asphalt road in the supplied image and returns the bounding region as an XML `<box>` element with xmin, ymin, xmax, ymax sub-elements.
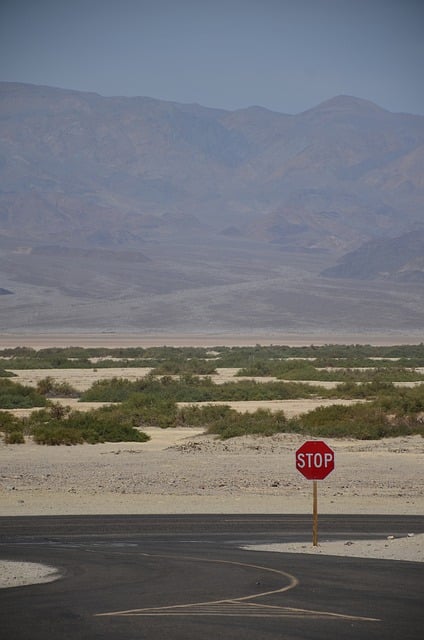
<box><xmin>0</xmin><ymin>515</ymin><xmax>423</xmax><ymax>640</ymax></box>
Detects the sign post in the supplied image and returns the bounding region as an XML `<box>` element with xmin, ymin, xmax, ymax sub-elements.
<box><xmin>295</xmin><ymin>440</ymin><xmax>335</xmax><ymax>546</ymax></box>
<box><xmin>313</xmin><ymin>479</ymin><xmax>318</xmax><ymax>547</ymax></box>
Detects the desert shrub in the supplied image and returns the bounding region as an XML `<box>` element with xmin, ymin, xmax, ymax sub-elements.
<box><xmin>32</xmin><ymin>424</ymin><xmax>84</xmax><ymax>445</ymax></box>
<box><xmin>237</xmin><ymin>360</ymin><xmax>424</xmax><ymax>383</ymax></box>
<box><xmin>27</xmin><ymin>404</ymin><xmax>150</xmax><ymax>445</ymax></box>
<box><xmin>329</xmin><ymin>380</ymin><xmax>396</xmax><ymax>399</ymax></box>
<box><xmin>36</xmin><ymin>377</ymin><xmax>79</xmax><ymax>397</ymax></box>
<box><xmin>206</xmin><ymin>408</ymin><xmax>289</xmax><ymax>439</ymax></box>
<box><xmin>36</xmin><ymin>376</ymin><xmax>55</xmax><ymax>395</ymax></box>
<box><xmin>0</xmin><ymin>411</ymin><xmax>25</xmax><ymax>443</ymax></box>
<box><xmin>0</xmin><ymin>410</ymin><xmax>19</xmax><ymax>430</ymax></box>
<box><xmin>124</xmin><ymin>393</ymin><xmax>178</xmax><ymax>429</ymax></box>
<box><xmin>63</xmin><ymin>407</ymin><xmax>150</xmax><ymax>443</ymax></box>
<box><xmin>5</xmin><ymin>429</ymin><xmax>25</xmax><ymax>444</ymax></box>
<box><xmin>81</xmin><ymin>375</ymin><xmax>321</xmax><ymax>404</ymax></box>
<box><xmin>0</xmin><ymin>369</ymin><xmax>15</xmax><ymax>378</ymax></box>
<box><xmin>0</xmin><ymin>347</ymin><xmax>37</xmax><ymax>358</ymax></box>
<box><xmin>81</xmin><ymin>377</ymin><xmax>141</xmax><ymax>402</ymax></box>
<box><xmin>375</xmin><ymin>384</ymin><xmax>424</xmax><ymax>414</ymax></box>
<box><xmin>178</xmin><ymin>403</ymin><xmax>235</xmax><ymax>426</ymax></box>
<box><xmin>0</xmin><ymin>379</ymin><xmax>47</xmax><ymax>409</ymax></box>
<box><xmin>2</xmin><ymin>343</ymin><xmax>424</xmax><ymax>370</ymax></box>
<box><xmin>290</xmin><ymin>402</ymin><xmax>424</xmax><ymax>439</ymax></box>
<box><xmin>152</xmin><ymin>358</ymin><xmax>217</xmax><ymax>375</ymax></box>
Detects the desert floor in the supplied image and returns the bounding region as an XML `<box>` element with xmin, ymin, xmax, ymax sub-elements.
<box><xmin>1</xmin><ymin>332</ymin><xmax>422</xmax><ymax>349</ymax></box>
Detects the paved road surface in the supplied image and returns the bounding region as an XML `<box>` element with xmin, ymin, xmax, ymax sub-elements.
<box><xmin>1</xmin><ymin>515</ymin><xmax>423</xmax><ymax>639</ymax></box>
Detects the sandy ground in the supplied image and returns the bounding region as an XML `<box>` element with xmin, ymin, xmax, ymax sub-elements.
<box><xmin>0</xmin><ymin>561</ymin><xmax>61</xmax><ymax>589</ymax></box>
<box><xmin>1</xmin><ymin>428</ymin><xmax>423</xmax><ymax>587</ymax></box>
<box><xmin>245</xmin><ymin>534</ymin><xmax>424</xmax><ymax>562</ymax></box>
<box><xmin>2</xmin><ymin>428</ymin><xmax>423</xmax><ymax>516</ymax></box>
<box><xmin>8</xmin><ymin>367</ymin><xmax>153</xmax><ymax>392</ymax></box>
<box><xmin>1</xmin><ymin>333</ymin><xmax>423</xmax><ymax>349</ymax></box>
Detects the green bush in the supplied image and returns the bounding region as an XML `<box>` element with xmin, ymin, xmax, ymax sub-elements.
<box><xmin>81</xmin><ymin>375</ymin><xmax>321</xmax><ymax>404</ymax></box>
<box><xmin>178</xmin><ymin>403</ymin><xmax>235</xmax><ymax>426</ymax></box>
<box><xmin>376</xmin><ymin>384</ymin><xmax>424</xmax><ymax>413</ymax></box>
<box><xmin>27</xmin><ymin>404</ymin><xmax>151</xmax><ymax>445</ymax></box>
<box><xmin>5</xmin><ymin>430</ymin><xmax>25</xmax><ymax>444</ymax></box>
<box><xmin>0</xmin><ymin>369</ymin><xmax>15</xmax><ymax>378</ymax></box>
<box><xmin>151</xmin><ymin>358</ymin><xmax>217</xmax><ymax>375</ymax></box>
<box><xmin>2</xmin><ymin>343</ymin><xmax>424</xmax><ymax>371</ymax></box>
<box><xmin>205</xmin><ymin>408</ymin><xmax>289</xmax><ymax>439</ymax></box>
<box><xmin>2</xmin><ymin>343</ymin><xmax>424</xmax><ymax>443</ymax></box>
<box><xmin>0</xmin><ymin>379</ymin><xmax>47</xmax><ymax>409</ymax></box>
<box><xmin>0</xmin><ymin>411</ymin><xmax>26</xmax><ymax>443</ymax></box>
<box><xmin>330</xmin><ymin>380</ymin><xmax>396</xmax><ymax>399</ymax></box>
<box><xmin>81</xmin><ymin>377</ymin><xmax>140</xmax><ymax>402</ymax></box>
<box><xmin>124</xmin><ymin>393</ymin><xmax>178</xmax><ymax>429</ymax></box>
<box><xmin>36</xmin><ymin>377</ymin><xmax>79</xmax><ymax>397</ymax></box>
<box><xmin>237</xmin><ymin>360</ymin><xmax>424</xmax><ymax>383</ymax></box>
<box><xmin>33</xmin><ymin>424</ymin><xmax>84</xmax><ymax>445</ymax></box>
<box><xmin>290</xmin><ymin>402</ymin><xmax>424</xmax><ymax>439</ymax></box>
<box><xmin>65</xmin><ymin>406</ymin><xmax>151</xmax><ymax>443</ymax></box>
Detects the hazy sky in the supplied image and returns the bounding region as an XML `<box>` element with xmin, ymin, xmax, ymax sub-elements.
<box><xmin>1</xmin><ymin>0</ymin><xmax>423</xmax><ymax>115</ymax></box>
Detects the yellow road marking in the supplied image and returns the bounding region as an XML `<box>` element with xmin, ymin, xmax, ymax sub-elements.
<box><xmin>95</xmin><ymin>553</ymin><xmax>380</xmax><ymax>622</ymax></box>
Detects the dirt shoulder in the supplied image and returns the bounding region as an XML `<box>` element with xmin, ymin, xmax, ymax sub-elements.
<box><xmin>1</xmin><ymin>430</ymin><xmax>422</xmax><ymax>516</ymax></box>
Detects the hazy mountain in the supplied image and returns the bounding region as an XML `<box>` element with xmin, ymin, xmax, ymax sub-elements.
<box><xmin>0</xmin><ymin>82</ymin><xmax>423</xmax><ymax>334</ymax></box>
<box><xmin>322</xmin><ymin>230</ymin><xmax>424</xmax><ymax>282</ymax></box>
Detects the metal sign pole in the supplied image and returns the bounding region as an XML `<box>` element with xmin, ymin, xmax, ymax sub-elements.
<box><xmin>313</xmin><ymin>480</ymin><xmax>318</xmax><ymax>547</ymax></box>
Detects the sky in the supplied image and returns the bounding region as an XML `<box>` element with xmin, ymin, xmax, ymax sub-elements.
<box><xmin>1</xmin><ymin>0</ymin><xmax>423</xmax><ymax>115</ymax></box>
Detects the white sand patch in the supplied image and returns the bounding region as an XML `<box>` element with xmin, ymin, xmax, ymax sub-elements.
<box><xmin>8</xmin><ymin>367</ymin><xmax>152</xmax><ymax>391</ymax></box>
<box><xmin>245</xmin><ymin>533</ymin><xmax>424</xmax><ymax>563</ymax></box>
<box><xmin>0</xmin><ymin>560</ymin><xmax>60</xmax><ymax>589</ymax></box>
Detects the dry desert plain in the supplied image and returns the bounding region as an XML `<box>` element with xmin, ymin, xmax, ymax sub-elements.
<box><xmin>1</xmin><ymin>333</ymin><xmax>423</xmax><ymax>587</ymax></box>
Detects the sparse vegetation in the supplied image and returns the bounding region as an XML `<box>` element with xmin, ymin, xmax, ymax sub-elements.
<box><xmin>237</xmin><ymin>359</ymin><xmax>424</xmax><ymax>382</ymax></box>
<box><xmin>186</xmin><ymin>406</ymin><xmax>290</xmax><ymax>439</ymax></box>
<box><xmin>151</xmin><ymin>358</ymin><xmax>217</xmax><ymax>375</ymax></box>
<box><xmin>0</xmin><ymin>369</ymin><xmax>14</xmax><ymax>377</ymax></box>
<box><xmin>2</xmin><ymin>343</ymin><xmax>424</xmax><ymax>371</ymax></box>
<box><xmin>1</xmin><ymin>344</ymin><xmax>423</xmax><ymax>443</ymax></box>
<box><xmin>80</xmin><ymin>374</ymin><xmax>325</xmax><ymax>403</ymax></box>
<box><xmin>289</xmin><ymin>403</ymin><xmax>421</xmax><ymax>440</ymax></box>
<box><xmin>27</xmin><ymin>404</ymin><xmax>150</xmax><ymax>445</ymax></box>
<box><xmin>0</xmin><ymin>379</ymin><xmax>47</xmax><ymax>409</ymax></box>
<box><xmin>0</xmin><ymin>411</ymin><xmax>26</xmax><ymax>444</ymax></box>
<box><xmin>36</xmin><ymin>376</ymin><xmax>79</xmax><ymax>397</ymax></box>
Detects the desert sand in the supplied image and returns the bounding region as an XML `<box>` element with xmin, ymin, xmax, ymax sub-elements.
<box><xmin>1</xmin><ymin>428</ymin><xmax>423</xmax><ymax>516</ymax></box>
<box><xmin>1</xmin><ymin>332</ymin><xmax>423</xmax><ymax>349</ymax></box>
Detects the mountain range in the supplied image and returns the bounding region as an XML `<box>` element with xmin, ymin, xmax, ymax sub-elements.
<box><xmin>0</xmin><ymin>82</ymin><xmax>423</xmax><ymax>335</ymax></box>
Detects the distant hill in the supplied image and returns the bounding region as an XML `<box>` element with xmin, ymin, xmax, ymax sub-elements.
<box><xmin>0</xmin><ymin>82</ymin><xmax>423</xmax><ymax>333</ymax></box>
<box><xmin>322</xmin><ymin>231</ymin><xmax>424</xmax><ymax>281</ymax></box>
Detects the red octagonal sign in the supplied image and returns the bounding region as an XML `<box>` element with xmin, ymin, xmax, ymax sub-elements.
<box><xmin>296</xmin><ymin>440</ymin><xmax>335</xmax><ymax>480</ymax></box>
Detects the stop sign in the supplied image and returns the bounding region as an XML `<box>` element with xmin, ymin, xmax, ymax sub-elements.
<box><xmin>295</xmin><ymin>440</ymin><xmax>335</xmax><ymax>480</ymax></box>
